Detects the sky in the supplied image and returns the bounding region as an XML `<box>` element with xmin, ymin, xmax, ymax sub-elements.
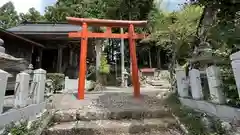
<box><xmin>0</xmin><ymin>0</ymin><xmax>185</xmax><ymax>15</ymax></box>
<box><xmin>160</xmin><ymin>0</ymin><xmax>186</xmax><ymax>11</ymax></box>
<box><xmin>0</xmin><ymin>0</ymin><xmax>56</xmax><ymax>14</ymax></box>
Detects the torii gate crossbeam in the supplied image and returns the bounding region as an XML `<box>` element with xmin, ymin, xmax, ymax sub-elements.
<box><xmin>67</xmin><ymin>17</ymin><xmax>147</xmax><ymax>100</ymax></box>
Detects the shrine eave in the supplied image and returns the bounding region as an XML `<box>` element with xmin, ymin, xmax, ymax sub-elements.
<box><xmin>0</xmin><ymin>28</ymin><xmax>45</xmax><ymax>48</ymax></box>
<box><xmin>7</xmin><ymin>22</ymin><xmax>85</xmax><ymax>41</ymax></box>
<box><xmin>8</xmin><ymin>22</ymin><xmax>82</xmax><ymax>34</ymax></box>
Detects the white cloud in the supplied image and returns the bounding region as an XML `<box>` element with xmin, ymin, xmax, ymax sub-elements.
<box><xmin>0</xmin><ymin>0</ymin><xmax>42</xmax><ymax>14</ymax></box>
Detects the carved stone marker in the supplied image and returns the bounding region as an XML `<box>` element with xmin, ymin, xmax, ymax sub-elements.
<box><xmin>189</xmin><ymin>68</ymin><xmax>203</xmax><ymax>100</ymax></box>
<box><xmin>206</xmin><ymin>66</ymin><xmax>225</xmax><ymax>104</ymax></box>
<box><xmin>175</xmin><ymin>67</ymin><xmax>189</xmax><ymax>97</ymax></box>
<box><xmin>14</xmin><ymin>72</ymin><xmax>30</xmax><ymax>107</ymax></box>
<box><xmin>230</xmin><ymin>51</ymin><xmax>240</xmax><ymax>98</ymax></box>
<box><xmin>33</xmin><ymin>69</ymin><xmax>46</xmax><ymax>104</ymax></box>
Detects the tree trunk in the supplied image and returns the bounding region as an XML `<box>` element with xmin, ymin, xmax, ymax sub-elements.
<box><xmin>95</xmin><ymin>39</ymin><xmax>103</xmax><ymax>83</ymax></box>
<box><xmin>197</xmin><ymin>5</ymin><xmax>218</xmax><ymax>44</ymax></box>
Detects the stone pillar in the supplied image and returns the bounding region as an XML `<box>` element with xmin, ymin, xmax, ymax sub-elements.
<box><xmin>175</xmin><ymin>67</ymin><xmax>189</xmax><ymax>97</ymax></box>
<box><xmin>206</xmin><ymin>66</ymin><xmax>225</xmax><ymax>104</ymax></box>
<box><xmin>0</xmin><ymin>70</ymin><xmax>8</xmax><ymax>113</ymax></box>
<box><xmin>57</xmin><ymin>47</ymin><xmax>63</xmax><ymax>73</ymax></box>
<box><xmin>231</xmin><ymin>51</ymin><xmax>240</xmax><ymax>98</ymax></box>
<box><xmin>189</xmin><ymin>68</ymin><xmax>203</xmax><ymax>100</ymax></box>
<box><xmin>33</xmin><ymin>69</ymin><xmax>46</xmax><ymax>104</ymax></box>
<box><xmin>14</xmin><ymin>72</ymin><xmax>30</xmax><ymax>108</ymax></box>
<box><xmin>120</xmin><ymin>28</ymin><xmax>125</xmax><ymax>87</ymax></box>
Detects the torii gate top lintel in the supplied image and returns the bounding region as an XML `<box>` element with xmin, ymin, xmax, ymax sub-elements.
<box><xmin>67</xmin><ymin>17</ymin><xmax>144</xmax><ymax>100</ymax></box>
<box><xmin>67</xmin><ymin>17</ymin><xmax>147</xmax><ymax>27</ymax></box>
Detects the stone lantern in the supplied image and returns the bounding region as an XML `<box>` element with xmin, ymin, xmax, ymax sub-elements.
<box><xmin>0</xmin><ymin>38</ymin><xmax>28</xmax><ymax>72</ymax></box>
<box><xmin>188</xmin><ymin>42</ymin><xmax>224</xmax><ymax>101</ymax></box>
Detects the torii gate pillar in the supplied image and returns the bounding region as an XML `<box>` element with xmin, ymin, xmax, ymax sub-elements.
<box><xmin>67</xmin><ymin>17</ymin><xmax>147</xmax><ymax>100</ymax></box>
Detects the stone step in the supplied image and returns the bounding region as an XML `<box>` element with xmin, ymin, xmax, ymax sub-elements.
<box><xmin>53</xmin><ymin>108</ymin><xmax>171</xmax><ymax>122</ymax></box>
<box><xmin>45</xmin><ymin>118</ymin><xmax>178</xmax><ymax>135</ymax></box>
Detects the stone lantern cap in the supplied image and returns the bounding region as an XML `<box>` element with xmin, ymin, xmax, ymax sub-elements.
<box><xmin>0</xmin><ymin>52</ymin><xmax>24</xmax><ymax>61</ymax></box>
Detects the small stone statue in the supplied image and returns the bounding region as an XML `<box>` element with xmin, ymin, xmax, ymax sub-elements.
<box><xmin>24</xmin><ymin>64</ymin><xmax>34</xmax><ymax>80</ymax></box>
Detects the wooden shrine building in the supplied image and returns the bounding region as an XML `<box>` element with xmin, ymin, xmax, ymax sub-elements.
<box><xmin>7</xmin><ymin>22</ymin><xmax>95</xmax><ymax>78</ymax></box>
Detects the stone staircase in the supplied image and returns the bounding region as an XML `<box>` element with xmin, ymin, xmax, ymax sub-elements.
<box><xmin>43</xmin><ymin>91</ymin><xmax>182</xmax><ymax>135</ymax></box>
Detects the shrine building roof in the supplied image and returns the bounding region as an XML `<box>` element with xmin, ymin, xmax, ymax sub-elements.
<box><xmin>7</xmin><ymin>21</ymin><xmax>82</xmax><ymax>35</ymax></box>
<box><xmin>0</xmin><ymin>28</ymin><xmax>44</xmax><ymax>48</ymax></box>
<box><xmin>7</xmin><ymin>22</ymin><xmax>84</xmax><ymax>42</ymax></box>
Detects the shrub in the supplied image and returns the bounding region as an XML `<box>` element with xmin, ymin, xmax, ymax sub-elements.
<box><xmin>99</xmin><ymin>54</ymin><xmax>110</xmax><ymax>74</ymax></box>
<box><xmin>46</xmin><ymin>73</ymin><xmax>65</xmax><ymax>93</ymax></box>
<box><xmin>98</xmin><ymin>54</ymin><xmax>110</xmax><ymax>85</ymax></box>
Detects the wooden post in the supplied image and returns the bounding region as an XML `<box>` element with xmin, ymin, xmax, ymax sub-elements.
<box><xmin>69</xmin><ymin>49</ymin><xmax>73</xmax><ymax>66</ymax></box>
<box><xmin>128</xmin><ymin>24</ymin><xmax>140</xmax><ymax>98</ymax></box>
<box><xmin>78</xmin><ymin>23</ymin><xmax>88</xmax><ymax>99</ymax></box>
<box><xmin>39</xmin><ymin>48</ymin><xmax>42</xmax><ymax>68</ymax></box>
<box><xmin>57</xmin><ymin>47</ymin><xmax>63</xmax><ymax>73</ymax></box>
<box><xmin>157</xmin><ymin>47</ymin><xmax>161</xmax><ymax>69</ymax></box>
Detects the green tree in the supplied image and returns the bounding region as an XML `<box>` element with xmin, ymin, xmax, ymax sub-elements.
<box><xmin>0</xmin><ymin>2</ymin><xmax>19</xmax><ymax>29</ymax></box>
<box><xmin>44</xmin><ymin>0</ymin><xmax>106</xmax><ymax>22</ymax></box>
<box><xmin>44</xmin><ymin>0</ymin><xmax>154</xmax><ymax>22</ymax></box>
<box><xmin>143</xmin><ymin>4</ymin><xmax>203</xmax><ymax>87</ymax></box>
<box><xmin>103</xmin><ymin>0</ymin><xmax>154</xmax><ymax>20</ymax></box>
<box><xmin>146</xmin><ymin>5</ymin><xmax>203</xmax><ymax>65</ymax></box>
<box><xmin>19</xmin><ymin>8</ymin><xmax>45</xmax><ymax>22</ymax></box>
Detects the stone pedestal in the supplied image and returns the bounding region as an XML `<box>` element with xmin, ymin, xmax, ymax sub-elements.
<box><xmin>175</xmin><ymin>67</ymin><xmax>189</xmax><ymax>97</ymax></box>
<box><xmin>206</xmin><ymin>66</ymin><xmax>225</xmax><ymax>104</ymax></box>
<box><xmin>189</xmin><ymin>68</ymin><xmax>203</xmax><ymax>100</ymax></box>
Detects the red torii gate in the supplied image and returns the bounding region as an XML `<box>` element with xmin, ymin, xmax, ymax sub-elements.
<box><xmin>67</xmin><ymin>17</ymin><xmax>147</xmax><ymax>100</ymax></box>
